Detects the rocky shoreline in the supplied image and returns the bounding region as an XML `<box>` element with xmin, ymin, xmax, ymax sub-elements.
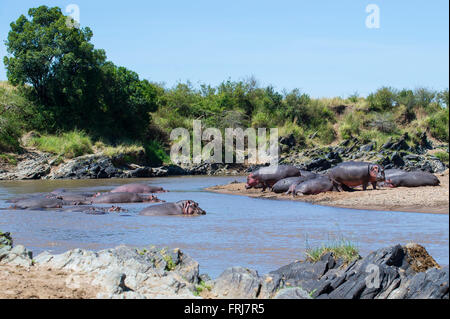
<box><xmin>0</xmin><ymin>233</ymin><xmax>448</xmax><ymax>299</ymax></box>
<box><xmin>1</xmin><ymin>134</ymin><xmax>448</xmax><ymax>181</ymax></box>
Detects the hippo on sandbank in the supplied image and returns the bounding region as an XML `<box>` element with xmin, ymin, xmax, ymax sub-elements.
<box><xmin>327</xmin><ymin>161</ymin><xmax>385</xmax><ymax>191</ymax></box>
<box><xmin>245</xmin><ymin>165</ymin><xmax>301</xmax><ymax>191</ymax></box>
<box><xmin>139</xmin><ymin>200</ymin><xmax>206</xmax><ymax>216</ymax></box>
<box><xmin>110</xmin><ymin>183</ymin><xmax>167</xmax><ymax>194</ymax></box>
<box><xmin>384</xmin><ymin>170</ymin><xmax>440</xmax><ymax>188</ymax></box>
<box><xmin>272</xmin><ymin>173</ymin><xmax>318</xmax><ymax>194</ymax></box>
<box><xmin>291</xmin><ymin>175</ymin><xmax>336</xmax><ymax>196</ymax></box>
<box><xmin>91</xmin><ymin>192</ymin><xmax>164</xmax><ymax>204</ymax></box>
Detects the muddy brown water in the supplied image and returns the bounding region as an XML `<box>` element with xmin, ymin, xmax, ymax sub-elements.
<box><xmin>0</xmin><ymin>176</ymin><xmax>448</xmax><ymax>278</ymax></box>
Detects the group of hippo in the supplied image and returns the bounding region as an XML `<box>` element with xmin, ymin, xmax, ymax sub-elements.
<box><xmin>245</xmin><ymin>162</ymin><xmax>440</xmax><ymax>196</ymax></box>
<box><xmin>3</xmin><ymin>183</ymin><xmax>206</xmax><ymax>216</ymax></box>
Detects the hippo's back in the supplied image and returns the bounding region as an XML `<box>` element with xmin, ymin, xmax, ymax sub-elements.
<box><xmin>139</xmin><ymin>203</ymin><xmax>181</xmax><ymax>216</ymax></box>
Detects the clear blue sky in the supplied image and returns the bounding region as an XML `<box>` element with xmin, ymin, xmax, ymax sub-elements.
<box><xmin>0</xmin><ymin>0</ymin><xmax>448</xmax><ymax>97</ymax></box>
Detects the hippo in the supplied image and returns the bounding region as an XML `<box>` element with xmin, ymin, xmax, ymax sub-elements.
<box><xmin>327</xmin><ymin>161</ymin><xmax>385</xmax><ymax>191</ymax></box>
<box><xmin>9</xmin><ymin>198</ymin><xmax>64</xmax><ymax>210</ymax></box>
<box><xmin>110</xmin><ymin>183</ymin><xmax>167</xmax><ymax>194</ymax></box>
<box><xmin>60</xmin><ymin>205</ymin><xmax>127</xmax><ymax>215</ymax></box>
<box><xmin>246</xmin><ymin>165</ymin><xmax>301</xmax><ymax>191</ymax></box>
<box><xmin>299</xmin><ymin>170</ymin><xmax>319</xmax><ymax>179</ymax></box>
<box><xmin>272</xmin><ymin>174</ymin><xmax>318</xmax><ymax>194</ymax></box>
<box><xmin>384</xmin><ymin>171</ymin><xmax>440</xmax><ymax>188</ymax></box>
<box><xmin>50</xmin><ymin>192</ymin><xmax>96</xmax><ymax>205</ymax></box>
<box><xmin>139</xmin><ymin>200</ymin><xmax>206</xmax><ymax>216</ymax></box>
<box><xmin>91</xmin><ymin>192</ymin><xmax>164</xmax><ymax>204</ymax></box>
<box><xmin>291</xmin><ymin>176</ymin><xmax>336</xmax><ymax>196</ymax></box>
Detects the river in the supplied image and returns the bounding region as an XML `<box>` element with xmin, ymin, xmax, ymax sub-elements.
<box><xmin>0</xmin><ymin>176</ymin><xmax>448</xmax><ymax>278</ymax></box>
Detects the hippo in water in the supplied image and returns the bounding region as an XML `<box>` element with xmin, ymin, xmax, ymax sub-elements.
<box><xmin>384</xmin><ymin>171</ymin><xmax>440</xmax><ymax>188</ymax></box>
<box><xmin>327</xmin><ymin>161</ymin><xmax>385</xmax><ymax>191</ymax></box>
<box><xmin>139</xmin><ymin>200</ymin><xmax>206</xmax><ymax>216</ymax></box>
<box><xmin>110</xmin><ymin>183</ymin><xmax>167</xmax><ymax>194</ymax></box>
<box><xmin>291</xmin><ymin>176</ymin><xmax>336</xmax><ymax>196</ymax></box>
<box><xmin>9</xmin><ymin>198</ymin><xmax>64</xmax><ymax>210</ymax></box>
<box><xmin>91</xmin><ymin>192</ymin><xmax>164</xmax><ymax>204</ymax></box>
<box><xmin>272</xmin><ymin>174</ymin><xmax>319</xmax><ymax>194</ymax></box>
<box><xmin>246</xmin><ymin>165</ymin><xmax>301</xmax><ymax>191</ymax></box>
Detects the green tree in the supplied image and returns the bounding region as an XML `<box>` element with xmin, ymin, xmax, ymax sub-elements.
<box><xmin>4</xmin><ymin>6</ymin><xmax>157</xmax><ymax>141</ymax></box>
<box><xmin>4</xmin><ymin>6</ymin><xmax>106</xmax><ymax>116</ymax></box>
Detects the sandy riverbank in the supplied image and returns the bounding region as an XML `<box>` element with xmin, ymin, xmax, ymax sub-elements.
<box><xmin>0</xmin><ymin>264</ymin><xmax>98</xmax><ymax>299</ymax></box>
<box><xmin>206</xmin><ymin>171</ymin><xmax>449</xmax><ymax>214</ymax></box>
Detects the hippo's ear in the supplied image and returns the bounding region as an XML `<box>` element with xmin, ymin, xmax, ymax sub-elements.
<box><xmin>370</xmin><ymin>165</ymin><xmax>379</xmax><ymax>173</ymax></box>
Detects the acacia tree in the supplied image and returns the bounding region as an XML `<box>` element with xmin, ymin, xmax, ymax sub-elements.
<box><xmin>4</xmin><ymin>6</ymin><xmax>157</xmax><ymax>140</ymax></box>
<box><xmin>4</xmin><ymin>6</ymin><xmax>105</xmax><ymax>107</ymax></box>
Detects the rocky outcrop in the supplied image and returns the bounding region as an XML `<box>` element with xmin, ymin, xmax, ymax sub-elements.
<box><xmin>0</xmin><ymin>150</ymin><xmax>248</xmax><ymax>180</ymax></box>
<box><xmin>34</xmin><ymin>245</ymin><xmax>201</xmax><ymax>299</ymax></box>
<box><xmin>0</xmin><ymin>233</ymin><xmax>33</xmax><ymax>268</ymax></box>
<box><xmin>268</xmin><ymin>243</ymin><xmax>448</xmax><ymax>299</ymax></box>
<box><xmin>205</xmin><ymin>243</ymin><xmax>448</xmax><ymax>299</ymax></box>
<box><xmin>0</xmin><ymin>151</ymin><xmax>53</xmax><ymax>180</ymax></box>
<box><xmin>0</xmin><ymin>236</ymin><xmax>448</xmax><ymax>299</ymax></box>
<box><xmin>281</xmin><ymin>136</ymin><xmax>448</xmax><ymax>173</ymax></box>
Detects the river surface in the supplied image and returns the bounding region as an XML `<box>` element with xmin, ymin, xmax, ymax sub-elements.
<box><xmin>0</xmin><ymin>176</ymin><xmax>448</xmax><ymax>278</ymax></box>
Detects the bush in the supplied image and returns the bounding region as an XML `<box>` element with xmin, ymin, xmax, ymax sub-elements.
<box><xmin>316</xmin><ymin>123</ymin><xmax>336</xmax><ymax>145</ymax></box>
<box><xmin>367</xmin><ymin>87</ymin><xmax>397</xmax><ymax>112</ymax></box>
<box><xmin>434</xmin><ymin>151</ymin><xmax>449</xmax><ymax>165</ymax></box>
<box><xmin>427</xmin><ymin>108</ymin><xmax>449</xmax><ymax>142</ymax></box>
<box><xmin>279</xmin><ymin>121</ymin><xmax>307</xmax><ymax>147</ymax></box>
<box><xmin>144</xmin><ymin>140</ymin><xmax>170</xmax><ymax>166</ymax></box>
<box><xmin>0</xmin><ymin>115</ymin><xmax>21</xmax><ymax>152</ymax></box>
<box><xmin>339</xmin><ymin>112</ymin><xmax>362</xmax><ymax>139</ymax></box>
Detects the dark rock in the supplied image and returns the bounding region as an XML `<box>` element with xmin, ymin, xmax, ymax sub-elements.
<box><xmin>0</xmin><ymin>232</ymin><xmax>12</xmax><ymax>247</ymax></box>
<box><xmin>360</xmin><ymin>142</ymin><xmax>375</xmax><ymax>152</ymax></box>
<box><xmin>305</xmin><ymin>158</ymin><xmax>332</xmax><ymax>171</ymax></box>
<box><xmin>279</xmin><ymin>134</ymin><xmax>296</xmax><ymax>148</ymax></box>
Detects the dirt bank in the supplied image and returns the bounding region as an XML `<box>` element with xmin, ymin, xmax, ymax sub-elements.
<box><xmin>0</xmin><ymin>264</ymin><xmax>98</xmax><ymax>299</ymax></box>
<box><xmin>206</xmin><ymin>171</ymin><xmax>449</xmax><ymax>214</ymax></box>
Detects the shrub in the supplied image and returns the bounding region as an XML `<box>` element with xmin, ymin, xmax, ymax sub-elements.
<box><xmin>434</xmin><ymin>151</ymin><xmax>449</xmax><ymax>165</ymax></box>
<box><xmin>316</xmin><ymin>123</ymin><xmax>336</xmax><ymax>145</ymax></box>
<box><xmin>279</xmin><ymin>121</ymin><xmax>307</xmax><ymax>147</ymax></box>
<box><xmin>144</xmin><ymin>140</ymin><xmax>170</xmax><ymax>165</ymax></box>
<box><xmin>427</xmin><ymin>108</ymin><xmax>449</xmax><ymax>142</ymax></box>
<box><xmin>367</xmin><ymin>87</ymin><xmax>397</xmax><ymax>112</ymax></box>
<box><xmin>339</xmin><ymin>112</ymin><xmax>363</xmax><ymax>139</ymax></box>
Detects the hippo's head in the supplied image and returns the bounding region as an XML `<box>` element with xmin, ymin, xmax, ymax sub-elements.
<box><xmin>245</xmin><ymin>173</ymin><xmax>259</xmax><ymax>189</ymax></box>
<box><xmin>180</xmin><ymin>200</ymin><xmax>206</xmax><ymax>215</ymax></box>
<box><xmin>383</xmin><ymin>178</ymin><xmax>396</xmax><ymax>188</ymax></box>
<box><xmin>369</xmin><ymin>164</ymin><xmax>385</xmax><ymax>182</ymax></box>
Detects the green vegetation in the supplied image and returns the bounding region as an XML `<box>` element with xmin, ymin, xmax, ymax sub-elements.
<box><xmin>434</xmin><ymin>151</ymin><xmax>449</xmax><ymax>165</ymax></box>
<box><xmin>305</xmin><ymin>237</ymin><xmax>360</xmax><ymax>264</ymax></box>
<box><xmin>26</xmin><ymin>131</ymin><xmax>93</xmax><ymax>159</ymax></box>
<box><xmin>194</xmin><ymin>280</ymin><xmax>212</xmax><ymax>296</ymax></box>
<box><xmin>0</xmin><ymin>153</ymin><xmax>17</xmax><ymax>166</ymax></box>
<box><xmin>160</xmin><ymin>249</ymin><xmax>176</xmax><ymax>271</ymax></box>
<box><xmin>0</xmin><ymin>5</ymin><xmax>448</xmax><ymax>166</ymax></box>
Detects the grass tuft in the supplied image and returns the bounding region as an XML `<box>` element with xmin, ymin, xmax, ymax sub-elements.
<box><xmin>27</xmin><ymin>130</ymin><xmax>93</xmax><ymax>158</ymax></box>
<box><xmin>305</xmin><ymin>237</ymin><xmax>360</xmax><ymax>264</ymax></box>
